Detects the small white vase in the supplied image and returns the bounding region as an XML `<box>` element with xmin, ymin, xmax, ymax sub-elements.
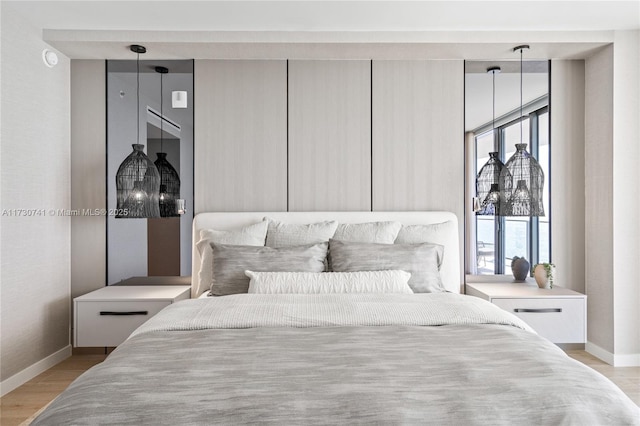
<box><xmin>534</xmin><ymin>264</ymin><xmax>554</xmax><ymax>289</ymax></box>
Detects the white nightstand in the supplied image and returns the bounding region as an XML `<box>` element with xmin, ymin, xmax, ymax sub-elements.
<box><xmin>74</xmin><ymin>285</ymin><xmax>190</xmax><ymax>347</ymax></box>
<box><xmin>465</xmin><ymin>281</ymin><xmax>586</xmax><ymax>344</ymax></box>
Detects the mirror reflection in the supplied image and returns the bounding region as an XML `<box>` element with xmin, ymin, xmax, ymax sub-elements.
<box><xmin>107</xmin><ymin>60</ymin><xmax>194</xmax><ymax>284</ymax></box>
<box><xmin>465</xmin><ymin>59</ymin><xmax>550</xmax><ymax>275</ymax></box>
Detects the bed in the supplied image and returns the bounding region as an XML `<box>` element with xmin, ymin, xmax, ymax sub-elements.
<box><xmin>33</xmin><ymin>211</ymin><xmax>639</xmax><ymax>425</ymax></box>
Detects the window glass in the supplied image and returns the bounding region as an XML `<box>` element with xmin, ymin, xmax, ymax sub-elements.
<box><xmin>475</xmin><ymin>130</ymin><xmax>496</xmax><ymax>274</ymax></box>
<box><xmin>502</xmin><ymin>117</ymin><xmax>531</xmax><ymax>270</ymax></box>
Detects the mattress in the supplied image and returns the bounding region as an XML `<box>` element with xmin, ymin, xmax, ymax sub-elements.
<box><xmin>33</xmin><ymin>293</ymin><xmax>640</xmax><ymax>425</ymax></box>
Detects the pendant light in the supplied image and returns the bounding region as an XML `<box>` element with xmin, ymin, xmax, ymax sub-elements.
<box><xmin>500</xmin><ymin>45</ymin><xmax>545</xmax><ymax>217</ymax></box>
<box><xmin>476</xmin><ymin>66</ymin><xmax>510</xmax><ymax>216</ymax></box>
<box><xmin>153</xmin><ymin>66</ymin><xmax>181</xmax><ymax>217</ymax></box>
<box><xmin>115</xmin><ymin>45</ymin><xmax>161</xmax><ymax>218</ymax></box>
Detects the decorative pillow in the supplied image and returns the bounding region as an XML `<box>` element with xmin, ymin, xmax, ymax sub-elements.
<box><xmin>332</xmin><ymin>221</ymin><xmax>402</xmax><ymax>244</ymax></box>
<box><xmin>395</xmin><ymin>220</ymin><xmax>456</xmax><ymax>246</ymax></box>
<box><xmin>245</xmin><ymin>270</ymin><xmax>413</xmax><ymax>294</ymax></box>
<box><xmin>265</xmin><ymin>218</ymin><xmax>338</xmax><ymax>248</ymax></box>
<box><xmin>328</xmin><ymin>239</ymin><xmax>446</xmax><ymax>293</ymax></box>
<box><xmin>194</xmin><ymin>221</ymin><xmax>268</xmax><ymax>296</ymax></box>
<box><xmin>210</xmin><ymin>242</ymin><xmax>328</xmax><ymax>296</ymax></box>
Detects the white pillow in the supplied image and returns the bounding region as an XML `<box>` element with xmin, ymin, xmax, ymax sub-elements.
<box><xmin>245</xmin><ymin>270</ymin><xmax>413</xmax><ymax>294</ymax></box>
<box><xmin>265</xmin><ymin>217</ymin><xmax>338</xmax><ymax>248</ymax></box>
<box><xmin>333</xmin><ymin>221</ymin><xmax>402</xmax><ymax>244</ymax></box>
<box><xmin>195</xmin><ymin>221</ymin><xmax>268</xmax><ymax>296</ymax></box>
<box><xmin>394</xmin><ymin>220</ymin><xmax>455</xmax><ymax>246</ymax></box>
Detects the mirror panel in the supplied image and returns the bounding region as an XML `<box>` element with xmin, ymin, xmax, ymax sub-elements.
<box><xmin>107</xmin><ymin>60</ymin><xmax>194</xmax><ymax>284</ymax></box>
<box><xmin>465</xmin><ymin>60</ymin><xmax>550</xmax><ymax>275</ymax></box>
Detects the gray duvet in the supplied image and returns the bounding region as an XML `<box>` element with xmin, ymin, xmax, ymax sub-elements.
<box><xmin>33</xmin><ymin>294</ymin><xmax>639</xmax><ymax>425</ymax></box>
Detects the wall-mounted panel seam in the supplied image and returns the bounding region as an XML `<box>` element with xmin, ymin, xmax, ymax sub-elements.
<box><xmin>286</xmin><ymin>60</ymin><xmax>290</xmax><ymax>212</ymax></box>
<box><xmin>104</xmin><ymin>60</ymin><xmax>109</xmax><ymax>289</ymax></box>
<box><xmin>370</xmin><ymin>60</ymin><xmax>374</xmax><ymax>212</ymax></box>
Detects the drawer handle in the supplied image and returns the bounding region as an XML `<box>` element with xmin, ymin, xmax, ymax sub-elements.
<box><xmin>514</xmin><ymin>308</ymin><xmax>562</xmax><ymax>313</ymax></box>
<box><xmin>99</xmin><ymin>311</ymin><xmax>148</xmax><ymax>316</ymax></box>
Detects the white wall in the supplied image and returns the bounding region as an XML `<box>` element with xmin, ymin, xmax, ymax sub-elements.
<box><xmin>0</xmin><ymin>7</ymin><xmax>71</xmax><ymax>392</ymax></box>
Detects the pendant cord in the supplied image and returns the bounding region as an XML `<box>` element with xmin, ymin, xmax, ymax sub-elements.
<box><xmin>518</xmin><ymin>47</ymin><xmax>525</xmax><ymax>182</ymax></box>
<box><xmin>136</xmin><ymin>50</ymin><xmax>140</xmax><ymax>181</ymax></box>
<box><xmin>160</xmin><ymin>71</ymin><xmax>164</xmax><ymax>153</ymax></box>
<box><xmin>492</xmin><ymin>69</ymin><xmax>496</xmax><ymax>139</ymax></box>
<box><xmin>136</xmin><ymin>51</ymin><xmax>140</xmax><ymax>147</ymax></box>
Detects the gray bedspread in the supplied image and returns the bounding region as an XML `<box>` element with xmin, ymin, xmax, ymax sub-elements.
<box><xmin>33</xmin><ymin>294</ymin><xmax>639</xmax><ymax>425</ymax></box>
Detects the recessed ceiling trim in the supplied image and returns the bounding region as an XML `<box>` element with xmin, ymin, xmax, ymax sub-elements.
<box><xmin>44</xmin><ymin>30</ymin><xmax>613</xmax><ymax>60</ymax></box>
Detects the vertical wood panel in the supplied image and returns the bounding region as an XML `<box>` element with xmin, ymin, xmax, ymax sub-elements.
<box><xmin>372</xmin><ymin>60</ymin><xmax>464</xmax><ymax>216</ymax></box>
<box><xmin>70</xmin><ymin>60</ymin><xmax>106</xmax><ymax>299</ymax></box>
<box><xmin>550</xmin><ymin>60</ymin><xmax>585</xmax><ymax>294</ymax></box>
<box><xmin>194</xmin><ymin>60</ymin><xmax>287</xmax><ymax>213</ymax></box>
<box><xmin>147</xmin><ymin>218</ymin><xmax>180</xmax><ymax>276</ymax></box>
<box><xmin>288</xmin><ymin>60</ymin><xmax>371</xmax><ymax>211</ymax></box>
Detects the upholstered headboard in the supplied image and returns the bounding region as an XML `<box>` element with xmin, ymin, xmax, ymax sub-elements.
<box><xmin>192</xmin><ymin>211</ymin><xmax>461</xmax><ymax>295</ymax></box>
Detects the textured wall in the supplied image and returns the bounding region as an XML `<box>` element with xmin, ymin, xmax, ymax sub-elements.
<box><xmin>0</xmin><ymin>9</ymin><xmax>71</xmax><ymax>381</ymax></box>
<box><xmin>585</xmin><ymin>34</ymin><xmax>640</xmax><ymax>364</ymax></box>
<box><xmin>611</xmin><ymin>31</ymin><xmax>640</xmax><ymax>359</ymax></box>
<box><xmin>585</xmin><ymin>46</ymin><xmax>615</xmax><ymax>354</ymax></box>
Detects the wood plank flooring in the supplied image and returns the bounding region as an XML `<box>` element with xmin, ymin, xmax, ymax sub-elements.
<box><xmin>1</xmin><ymin>351</ymin><xmax>638</xmax><ymax>425</ymax></box>
<box><xmin>566</xmin><ymin>350</ymin><xmax>640</xmax><ymax>406</ymax></box>
<box><xmin>1</xmin><ymin>354</ymin><xmax>107</xmax><ymax>426</ymax></box>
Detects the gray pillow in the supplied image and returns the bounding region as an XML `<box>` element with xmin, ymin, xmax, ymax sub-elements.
<box><xmin>210</xmin><ymin>242</ymin><xmax>328</xmax><ymax>296</ymax></box>
<box><xmin>328</xmin><ymin>239</ymin><xmax>446</xmax><ymax>293</ymax></box>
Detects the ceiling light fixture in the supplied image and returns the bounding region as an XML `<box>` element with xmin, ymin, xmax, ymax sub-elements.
<box><xmin>500</xmin><ymin>45</ymin><xmax>545</xmax><ymax>217</ymax></box>
<box><xmin>115</xmin><ymin>45</ymin><xmax>161</xmax><ymax>219</ymax></box>
<box><xmin>476</xmin><ymin>66</ymin><xmax>510</xmax><ymax>216</ymax></box>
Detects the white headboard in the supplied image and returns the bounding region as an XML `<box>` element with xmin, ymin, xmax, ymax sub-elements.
<box><xmin>192</xmin><ymin>211</ymin><xmax>461</xmax><ymax>295</ymax></box>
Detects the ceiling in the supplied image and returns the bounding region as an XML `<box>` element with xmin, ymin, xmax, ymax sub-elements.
<box><xmin>8</xmin><ymin>1</ymin><xmax>627</xmax><ymax>128</ymax></box>
<box><xmin>4</xmin><ymin>1</ymin><xmax>639</xmax><ymax>60</ymax></box>
<box><xmin>6</xmin><ymin>1</ymin><xmax>639</xmax><ymax>32</ymax></box>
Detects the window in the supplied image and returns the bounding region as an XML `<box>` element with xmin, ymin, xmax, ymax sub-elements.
<box><xmin>474</xmin><ymin>106</ymin><xmax>550</xmax><ymax>275</ymax></box>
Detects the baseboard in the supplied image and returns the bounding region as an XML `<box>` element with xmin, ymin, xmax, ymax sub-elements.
<box><xmin>0</xmin><ymin>345</ymin><xmax>72</xmax><ymax>397</ymax></box>
<box><xmin>586</xmin><ymin>341</ymin><xmax>640</xmax><ymax>367</ymax></box>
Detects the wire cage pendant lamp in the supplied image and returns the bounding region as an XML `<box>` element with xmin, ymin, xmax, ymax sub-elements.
<box><xmin>115</xmin><ymin>45</ymin><xmax>161</xmax><ymax>219</ymax></box>
<box><xmin>500</xmin><ymin>45</ymin><xmax>545</xmax><ymax>217</ymax></box>
<box><xmin>153</xmin><ymin>66</ymin><xmax>181</xmax><ymax>218</ymax></box>
<box><xmin>476</xmin><ymin>66</ymin><xmax>510</xmax><ymax>216</ymax></box>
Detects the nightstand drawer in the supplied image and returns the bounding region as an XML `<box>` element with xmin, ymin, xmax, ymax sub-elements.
<box><xmin>75</xmin><ymin>300</ymin><xmax>169</xmax><ymax>347</ymax></box>
<box><xmin>492</xmin><ymin>298</ymin><xmax>585</xmax><ymax>343</ymax></box>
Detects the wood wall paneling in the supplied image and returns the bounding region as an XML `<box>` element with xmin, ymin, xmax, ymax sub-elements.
<box><xmin>194</xmin><ymin>60</ymin><xmax>288</xmax><ymax>213</ymax></box>
<box><xmin>70</xmin><ymin>60</ymin><xmax>106</xmax><ymax>299</ymax></box>
<box><xmin>372</xmin><ymin>60</ymin><xmax>464</xmax><ymax>214</ymax></box>
<box><xmin>288</xmin><ymin>60</ymin><xmax>372</xmax><ymax>211</ymax></box>
<box><xmin>550</xmin><ymin>60</ymin><xmax>586</xmax><ymax>294</ymax></box>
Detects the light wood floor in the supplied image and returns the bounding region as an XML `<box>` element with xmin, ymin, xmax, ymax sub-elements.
<box><xmin>1</xmin><ymin>351</ymin><xmax>638</xmax><ymax>425</ymax></box>
<box><xmin>1</xmin><ymin>354</ymin><xmax>107</xmax><ymax>426</ymax></box>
